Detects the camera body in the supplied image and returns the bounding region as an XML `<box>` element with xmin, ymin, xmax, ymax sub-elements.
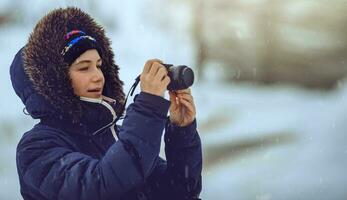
<box><xmin>162</xmin><ymin>64</ymin><xmax>195</xmax><ymax>91</ymax></box>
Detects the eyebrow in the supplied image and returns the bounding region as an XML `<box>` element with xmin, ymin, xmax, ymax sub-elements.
<box><xmin>76</xmin><ymin>58</ymin><xmax>102</xmax><ymax>65</ymax></box>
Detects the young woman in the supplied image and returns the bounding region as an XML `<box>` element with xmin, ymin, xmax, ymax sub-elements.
<box><xmin>10</xmin><ymin>7</ymin><xmax>202</xmax><ymax>200</ymax></box>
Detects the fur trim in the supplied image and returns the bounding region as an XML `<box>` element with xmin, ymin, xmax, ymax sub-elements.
<box><xmin>23</xmin><ymin>7</ymin><xmax>125</xmax><ymax>122</ymax></box>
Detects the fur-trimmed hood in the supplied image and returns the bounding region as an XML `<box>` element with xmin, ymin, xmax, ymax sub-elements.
<box><xmin>20</xmin><ymin>7</ymin><xmax>125</xmax><ymax>121</ymax></box>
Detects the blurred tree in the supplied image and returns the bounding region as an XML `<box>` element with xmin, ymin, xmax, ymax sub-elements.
<box><xmin>192</xmin><ymin>0</ymin><xmax>347</xmax><ymax>88</ymax></box>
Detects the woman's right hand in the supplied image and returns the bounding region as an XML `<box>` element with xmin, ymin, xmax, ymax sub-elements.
<box><xmin>140</xmin><ymin>59</ymin><xmax>170</xmax><ymax>97</ymax></box>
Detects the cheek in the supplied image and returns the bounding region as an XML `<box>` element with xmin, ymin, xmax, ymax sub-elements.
<box><xmin>98</xmin><ymin>70</ymin><xmax>105</xmax><ymax>86</ymax></box>
<box><xmin>70</xmin><ymin>72</ymin><xmax>86</xmax><ymax>93</ymax></box>
<box><xmin>101</xmin><ymin>73</ymin><xmax>105</xmax><ymax>84</ymax></box>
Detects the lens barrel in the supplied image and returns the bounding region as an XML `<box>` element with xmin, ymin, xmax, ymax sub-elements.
<box><xmin>163</xmin><ymin>64</ymin><xmax>195</xmax><ymax>90</ymax></box>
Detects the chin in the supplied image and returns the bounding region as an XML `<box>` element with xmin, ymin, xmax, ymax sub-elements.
<box><xmin>81</xmin><ymin>94</ymin><xmax>102</xmax><ymax>99</ymax></box>
<box><xmin>91</xmin><ymin>95</ymin><xmax>103</xmax><ymax>99</ymax></box>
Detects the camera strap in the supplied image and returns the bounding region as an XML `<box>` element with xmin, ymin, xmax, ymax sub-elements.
<box><xmin>90</xmin><ymin>75</ymin><xmax>141</xmax><ymax>136</ymax></box>
<box><xmin>119</xmin><ymin>75</ymin><xmax>141</xmax><ymax>119</ymax></box>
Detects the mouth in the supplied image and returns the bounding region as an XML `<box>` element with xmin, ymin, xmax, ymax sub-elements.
<box><xmin>87</xmin><ymin>88</ymin><xmax>102</xmax><ymax>93</ymax></box>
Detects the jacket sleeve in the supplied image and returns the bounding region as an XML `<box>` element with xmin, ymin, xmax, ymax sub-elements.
<box><xmin>16</xmin><ymin>92</ymin><xmax>170</xmax><ymax>200</ymax></box>
<box><xmin>149</xmin><ymin>119</ymin><xmax>203</xmax><ymax>200</ymax></box>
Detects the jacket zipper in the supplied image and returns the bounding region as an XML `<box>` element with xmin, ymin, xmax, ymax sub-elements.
<box><xmin>80</xmin><ymin>96</ymin><xmax>119</xmax><ymax>141</ymax></box>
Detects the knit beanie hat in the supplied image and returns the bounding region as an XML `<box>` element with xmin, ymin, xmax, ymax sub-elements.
<box><xmin>61</xmin><ymin>30</ymin><xmax>102</xmax><ymax>65</ymax></box>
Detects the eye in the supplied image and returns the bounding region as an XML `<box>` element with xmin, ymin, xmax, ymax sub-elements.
<box><xmin>97</xmin><ymin>65</ymin><xmax>102</xmax><ymax>69</ymax></box>
<box><xmin>79</xmin><ymin>67</ymin><xmax>88</xmax><ymax>71</ymax></box>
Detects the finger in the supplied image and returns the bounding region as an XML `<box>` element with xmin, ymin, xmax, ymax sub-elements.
<box><xmin>169</xmin><ymin>91</ymin><xmax>177</xmax><ymax>100</ymax></box>
<box><xmin>162</xmin><ymin>76</ymin><xmax>171</xmax><ymax>87</ymax></box>
<box><xmin>179</xmin><ymin>96</ymin><xmax>195</xmax><ymax>110</ymax></box>
<box><xmin>169</xmin><ymin>91</ymin><xmax>175</xmax><ymax>101</ymax></box>
<box><xmin>178</xmin><ymin>93</ymin><xmax>194</xmax><ymax>104</ymax></box>
<box><xmin>180</xmin><ymin>100</ymin><xmax>196</xmax><ymax>116</ymax></box>
<box><xmin>179</xmin><ymin>98</ymin><xmax>196</xmax><ymax>114</ymax></box>
<box><xmin>175</xmin><ymin>88</ymin><xmax>191</xmax><ymax>94</ymax></box>
<box><xmin>169</xmin><ymin>91</ymin><xmax>179</xmax><ymax>106</ymax></box>
<box><xmin>169</xmin><ymin>90</ymin><xmax>177</xmax><ymax>96</ymax></box>
<box><xmin>156</xmin><ymin>67</ymin><xmax>168</xmax><ymax>81</ymax></box>
<box><xmin>148</xmin><ymin>62</ymin><xmax>162</xmax><ymax>76</ymax></box>
<box><xmin>143</xmin><ymin>59</ymin><xmax>162</xmax><ymax>74</ymax></box>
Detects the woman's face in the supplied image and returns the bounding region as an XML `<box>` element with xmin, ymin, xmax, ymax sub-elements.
<box><xmin>69</xmin><ymin>49</ymin><xmax>105</xmax><ymax>99</ymax></box>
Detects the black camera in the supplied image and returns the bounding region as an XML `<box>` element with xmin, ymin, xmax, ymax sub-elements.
<box><xmin>162</xmin><ymin>64</ymin><xmax>195</xmax><ymax>91</ymax></box>
<box><xmin>117</xmin><ymin>63</ymin><xmax>195</xmax><ymax>123</ymax></box>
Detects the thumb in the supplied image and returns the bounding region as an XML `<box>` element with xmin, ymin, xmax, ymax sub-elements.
<box><xmin>169</xmin><ymin>91</ymin><xmax>179</xmax><ymax>106</ymax></box>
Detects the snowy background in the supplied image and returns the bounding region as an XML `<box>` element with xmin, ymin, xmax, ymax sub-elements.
<box><xmin>1</xmin><ymin>1</ymin><xmax>347</xmax><ymax>200</ymax></box>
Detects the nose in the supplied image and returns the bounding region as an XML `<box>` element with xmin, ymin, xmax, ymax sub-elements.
<box><xmin>91</xmin><ymin>66</ymin><xmax>104</xmax><ymax>83</ymax></box>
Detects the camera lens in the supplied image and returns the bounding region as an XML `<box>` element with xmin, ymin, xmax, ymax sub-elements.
<box><xmin>181</xmin><ymin>67</ymin><xmax>194</xmax><ymax>89</ymax></box>
<box><xmin>163</xmin><ymin>64</ymin><xmax>195</xmax><ymax>90</ymax></box>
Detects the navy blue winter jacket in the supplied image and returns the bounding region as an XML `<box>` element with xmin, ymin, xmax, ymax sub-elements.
<box><xmin>11</xmin><ymin>49</ymin><xmax>202</xmax><ymax>200</ymax></box>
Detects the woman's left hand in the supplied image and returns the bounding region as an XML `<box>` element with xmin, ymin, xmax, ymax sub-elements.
<box><xmin>169</xmin><ymin>88</ymin><xmax>196</xmax><ymax>127</ymax></box>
